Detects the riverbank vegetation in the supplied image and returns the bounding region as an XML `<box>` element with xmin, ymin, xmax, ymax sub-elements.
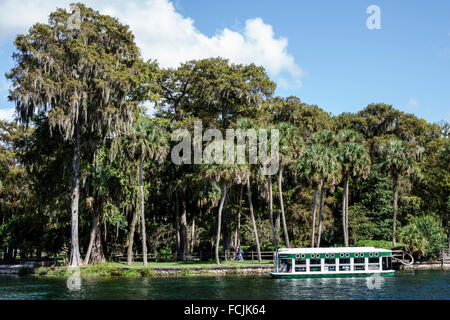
<box><xmin>0</xmin><ymin>4</ymin><xmax>449</xmax><ymax>267</ymax></box>
<box><xmin>34</xmin><ymin>260</ymin><xmax>273</xmax><ymax>278</ymax></box>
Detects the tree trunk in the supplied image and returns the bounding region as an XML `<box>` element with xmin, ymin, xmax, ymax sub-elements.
<box><xmin>311</xmin><ymin>187</ymin><xmax>318</xmax><ymax>248</ymax></box>
<box><xmin>275</xmin><ymin>211</ymin><xmax>280</xmax><ymax>240</ymax></box>
<box><xmin>268</xmin><ymin>176</ymin><xmax>278</xmax><ymax>251</ymax></box>
<box><xmin>91</xmin><ymin>219</ymin><xmax>105</xmax><ymax>264</ymax></box>
<box><xmin>179</xmin><ymin>199</ymin><xmax>188</xmax><ymax>260</ymax></box>
<box><xmin>247</xmin><ymin>175</ymin><xmax>261</xmax><ymax>262</ymax></box>
<box><xmin>70</xmin><ymin>123</ymin><xmax>82</xmax><ymax>267</ymax></box>
<box><xmin>139</xmin><ymin>158</ymin><xmax>148</xmax><ymax>266</ymax></box>
<box><xmin>222</xmin><ymin>208</ymin><xmax>233</xmax><ymax>257</ymax></box>
<box><xmin>392</xmin><ymin>175</ymin><xmax>398</xmax><ymax>247</ymax></box>
<box><xmin>342</xmin><ymin>177</ymin><xmax>349</xmax><ymax>247</ymax></box>
<box><xmin>345</xmin><ymin>178</ymin><xmax>349</xmax><ymax>245</ymax></box>
<box><xmin>235</xmin><ymin>185</ymin><xmax>243</xmax><ymax>249</ymax></box>
<box><xmin>278</xmin><ymin>166</ymin><xmax>290</xmax><ymax>248</ymax></box>
<box><xmin>317</xmin><ymin>183</ymin><xmax>325</xmax><ymax>248</ymax></box>
<box><xmin>190</xmin><ymin>216</ymin><xmax>196</xmax><ymax>255</ymax></box>
<box><xmin>174</xmin><ymin>193</ymin><xmax>180</xmax><ymax>258</ymax></box>
<box><xmin>126</xmin><ymin>210</ymin><xmax>139</xmax><ymax>265</ymax></box>
<box><xmin>215</xmin><ymin>185</ymin><xmax>227</xmax><ymax>265</ymax></box>
<box><xmin>84</xmin><ymin>210</ymin><xmax>99</xmax><ymax>265</ymax></box>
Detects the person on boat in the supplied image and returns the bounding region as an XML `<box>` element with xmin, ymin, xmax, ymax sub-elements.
<box><xmin>280</xmin><ymin>260</ymin><xmax>291</xmax><ymax>272</ymax></box>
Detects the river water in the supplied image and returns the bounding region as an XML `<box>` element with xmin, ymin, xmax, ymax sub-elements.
<box><xmin>0</xmin><ymin>270</ymin><xmax>448</xmax><ymax>300</ymax></box>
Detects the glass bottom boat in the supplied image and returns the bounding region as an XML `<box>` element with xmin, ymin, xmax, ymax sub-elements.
<box><xmin>270</xmin><ymin>247</ymin><xmax>394</xmax><ymax>278</ymax></box>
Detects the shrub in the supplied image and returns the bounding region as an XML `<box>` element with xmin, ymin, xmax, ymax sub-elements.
<box><xmin>81</xmin><ymin>264</ymin><xmax>121</xmax><ymax>277</ymax></box>
<box><xmin>180</xmin><ymin>268</ymin><xmax>192</xmax><ymax>276</ymax></box>
<box><xmin>399</xmin><ymin>215</ymin><xmax>447</xmax><ymax>260</ymax></box>
<box><xmin>355</xmin><ymin>240</ymin><xmax>404</xmax><ymax>249</ymax></box>
<box><xmin>140</xmin><ymin>267</ymin><xmax>155</xmax><ymax>277</ymax></box>
<box><xmin>122</xmin><ymin>269</ymin><xmax>141</xmax><ymax>278</ymax></box>
<box><xmin>35</xmin><ymin>267</ymin><xmax>49</xmax><ymax>276</ymax></box>
<box><xmin>261</xmin><ymin>244</ymin><xmax>286</xmax><ymax>251</ymax></box>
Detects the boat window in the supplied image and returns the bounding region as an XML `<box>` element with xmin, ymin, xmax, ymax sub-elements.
<box><xmin>295</xmin><ymin>259</ymin><xmax>306</xmax><ymax>265</ymax></box>
<box><xmin>309</xmin><ymin>258</ymin><xmax>321</xmax><ymax>265</ymax></box>
<box><xmin>382</xmin><ymin>257</ymin><xmax>392</xmax><ymax>270</ymax></box>
<box><xmin>339</xmin><ymin>265</ymin><xmax>351</xmax><ymax>271</ymax></box>
<box><xmin>324</xmin><ymin>258</ymin><xmax>335</xmax><ymax>265</ymax></box>
<box><xmin>368</xmin><ymin>257</ymin><xmax>379</xmax><ymax>264</ymax></box>
<box><xmin>354</xmin><ymin>265</ymin><xmax>366</xmax><ymax>271</ymax></box>
<box><xmin>295</xmin><ymin>266</ymin><xmax>307</xmax><ymax>272</ymax></box>
<box><xmin>279</xmin><ymin>259</ymin><xmax>292</xmax><ymax>273</ymax></box>
<box><xmin>339</xmin><ymin>258</ymin><xmax>350</xmax><ymax>264</ymax></box>
<box><xmin>354</xmin><ymin>258</ymin><xmax>365</xmax><ymax>264</ymax></box>
<box><xmin>309</xmin><ymin>266</ymin><xmax>321</xmax><ymax>272</ymax></box>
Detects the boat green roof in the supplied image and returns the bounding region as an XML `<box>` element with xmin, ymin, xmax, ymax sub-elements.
<box><xmin>277</xmin><ymin>247</ymin><xmax>391</xmax><ymax>254</ymax></box>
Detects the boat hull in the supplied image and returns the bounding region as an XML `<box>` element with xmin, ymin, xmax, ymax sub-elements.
<box><xmin>269</xmin><ymin>271</ymin><xmax>395</xmax><ymax>279</ymax></box>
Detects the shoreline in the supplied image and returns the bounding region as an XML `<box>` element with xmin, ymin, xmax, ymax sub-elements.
<box><xmin>398</xmin><ymin>261</ymin><xmax>450</xmax><ymax>270</ymax></box>
<box><xmin>31</xmin><ymin>262</ymin><xmax>275</xmax><ymax>278</ymax></box>
<box><xmin>2</xmin><ymin>261</ymin><xmax>449</xmax><ymax>277</ymax></box>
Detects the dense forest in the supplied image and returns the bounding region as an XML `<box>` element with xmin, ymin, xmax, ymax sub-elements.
<box><xmin>0</xmin><ymin>4</ymin><xmax>448</xmax><ymax>266</ymax></box>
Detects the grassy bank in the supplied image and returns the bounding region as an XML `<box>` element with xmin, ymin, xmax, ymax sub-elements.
<box><xmin>33</xmin><ymin>260</ymin><xmax>273</xmax><ymax>278</ymax></box>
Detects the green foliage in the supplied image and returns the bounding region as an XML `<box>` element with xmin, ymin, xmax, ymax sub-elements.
<box><xmin>36</xmin><ymin>267</ymin><xmax>49</xmax><ymax>276</ymax></box>
<box><xmin>81</xmin><ymin>264</ymin><xmax>121</xmax><ymax>277</ymax></box>
<box><xmin>353</xmin><ymin>168</ymin><xmax>394</xmax><ymax>240</ymax></box>
<box><xmin>348</xmin><ymin>204</ymin><xmax>374</xmax><ymax>244</ymax></box>
<box><xmin>261</xmin><ymin>244</ymin><xmax>287</xmax><ymax>251</ymax></box>
<box><xmin>399</xmin><ymin>215</ymin><xmax>447</xmax><ymax>260</ymax></box>
<box><xmin>122</xmin><ymin>269</ymin><xmax>142</xmax><ymax>278</ymax></box>
<box><xmin>180</xmin><ymin>268</ymin><xmax>193</xmax><ymax>276</ymax></box>
<box><xmin>355</xmin><ymin>240</ymin><xmax>404</xmax><ymax>249</ymax></box>
<box><xmin>379</xmin><ymin>139</ymin><xmax>415</xmax><ymax>179</ymax></box>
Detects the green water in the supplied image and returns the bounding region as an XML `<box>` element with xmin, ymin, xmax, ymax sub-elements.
<box><xmin>0</xmin><ymin>270</ymin><xmax>448</xmax><ymax>300</ymax></box>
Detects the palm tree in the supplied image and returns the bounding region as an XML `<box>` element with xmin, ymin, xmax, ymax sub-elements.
<box><xmin>246</xmin><ymin>173</ymin><xmax>262</xmax><ymax>261</ymax></box>
<box><xmin>298</xmin><ymin>131</ymin><xmax>341</xmax><ymax>247</ymax></box>
<box><xmin>203</xmin><ymin>141</ymin><xmax>248</xmax><ymax>265</ymax></box>
<box><xmin>259</xmin><ymin>126</ymin><xmax>281</xmax><ymax>251</ymax></box>
<box><xmin>275</xmin><ymin>123</ymin><xmax>303</xmax><ymax>248</ymax></box>
<box><xmin>380</xmin><ymin>139</ymin><xmax>414</xmax><ymax>247</ymax></box>
<box><xmin>316</xmin><ymin>148</ymin><xmax>341</xmax><ymax>247</ymax></box>
<box><xmin>125</xmin><ymin>118</ymin><xmax>169</xmax><ymax>266</ymax></box>
<box><xmin>235</xmin><ymin>118</ymin><xmax>262</xmax><ymax>261</ymax></box>
<box><xmin>336</xmin><ymin>130</ymin><xmax>371</xmax><ymax>246</ymax></box>
<box><xmin>298</xmin><ymin>144</ymin><xmax>322</xmax><ymax>247</ymax></box>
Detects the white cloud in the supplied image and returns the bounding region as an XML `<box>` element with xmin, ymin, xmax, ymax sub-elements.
<box><xmin>0</xmin><ymin>107</ymin><xmax>16</xmax><ymax>121</ymax></box>
<box><xmin>0</xmin><ymin>0</ymin><xmax>302</xmax><ymax>90</ymax></box>
<box><xmin>405</xmin><ymin>98</ymin><xmax>419</xmax><ymax>111</ymax></box>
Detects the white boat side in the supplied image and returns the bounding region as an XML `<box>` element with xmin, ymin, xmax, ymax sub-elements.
<box><xmin>270</xmin><ymin>246</ymin><xmax>395</xmax><ymax>278</ymax></box>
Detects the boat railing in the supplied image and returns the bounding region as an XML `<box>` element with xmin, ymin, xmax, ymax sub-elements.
<box><xmin>391</xmin><ymin>249</ymin><xmax>414</xmax><ymax>266</ymax></box>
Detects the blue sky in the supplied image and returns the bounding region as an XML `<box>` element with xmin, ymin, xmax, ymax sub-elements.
<box><xmin>0</xmin><ymin>0</ymin><xmax>449</xmax><ymax>123</ymax></box>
